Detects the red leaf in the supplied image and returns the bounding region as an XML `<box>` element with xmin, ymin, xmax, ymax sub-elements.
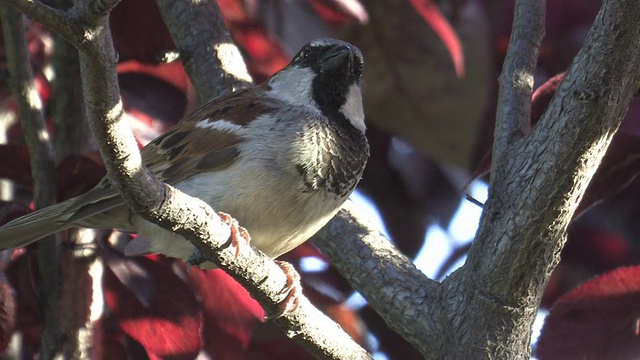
<box><xmin>188</xmin><ymin>268</ymin><xmax>263</xmax><ymax>358</ymax></box>
<box><xmin>308</xmin><ymin>0</ymin><xmax>368</xmax><ymax>26</ymax></box>
<box><xmin>537</xmin><ymin>266</ymin><xmax>640</xmax><ymax>360</ymax></box>
<box><xmin>565</xmin><ymin>227</ymin><xmax>634</xmax><ymax>272</ymax></box>
<box><xmin>227</xmin><ymin>23</ymin><xmax>290</xmax><ymax>83</ymax></box>
<box><xmin>541</xmin><ymin>226</ymin><xmax>638</xmax><ymax>307</ymax></box>
<box><xmin>304</xmin><ymin>287</ymin><xmax>366</xmax><ymax>345</ymax></box>
<box><xmin>0</xmin><ymin>147</ymin><xmax>107</xmax><ymax>202</ymax></box>
<box><xmin>407</xmin><ymin>0</ymin><xmax>464</xmax><ymax>77</ymax></box>
<box><xmin>215</xmin><ymin>0</ymin><xmax>291</xmax><ymax>83</ymax></box>
<box><xmin>531</xmin><ymin>72</ymin><xmax>565</xmax><ymax>125</ymax></box>
<box><xmin>104</xmin><ymin>257</ymin><xmax>202</xmax><ymax>358</ymax></box>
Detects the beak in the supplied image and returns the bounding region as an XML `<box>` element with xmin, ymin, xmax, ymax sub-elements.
<box><xmin>319</xmin><ymin>46</ymin><xmax>352</xmax><ymax>73</ymax></box>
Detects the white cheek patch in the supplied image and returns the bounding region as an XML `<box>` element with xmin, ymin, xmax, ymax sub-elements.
<box><xmin>340</xmin><ymin>84</ymin><xmax>366</xmax><ymax>133</ymax></box>
<box><xmin>196</xmin><ymin>119</ymin><xmax>244</xmax><ymax>133</ymax></box>
<box><xmin>266</xmin><ymin>66</ymin><xmax>317</xmax><ymax>109</ymax></box>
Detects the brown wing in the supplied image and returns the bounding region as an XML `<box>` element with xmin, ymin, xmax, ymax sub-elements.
<box><xmin>141</xmin><ymin>86</ymin><xmax>282</xmax><ymax>183</ymax></box>
<box><xmin>65</xmin><ymin>86</ymin><xmax>283</xmax><ymax>226</ymax></box>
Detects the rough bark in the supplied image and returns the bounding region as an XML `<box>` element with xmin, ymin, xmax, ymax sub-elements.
<box><xmin>439</xmin><ymin>0</ymin><xmax>640</xmax><ymax>358</ymax></box>
<box><xmin>317</xmin><ymin>0</ymin><xmax>640</xmax><ymax>358</ymax></box>
<box><xmin>313</xmin><ymin>201</ymin><xmax>441</xmax><ymax>351</ymax></box>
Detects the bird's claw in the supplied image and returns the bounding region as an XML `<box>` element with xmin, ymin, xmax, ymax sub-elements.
<box><xmin>218</xmin><ymin>211</ymin><xmax>251</xmax><ymax>258</ymax></box>
<box><xmin>265</xmin><ymin>260</ymin><xmax>302</xmax><ymax>320</ymax></box>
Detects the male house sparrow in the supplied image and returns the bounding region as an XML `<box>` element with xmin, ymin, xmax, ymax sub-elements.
<box><xmin>0</xmin><ymin>38</ymin><xmax>369</xmax><ymax>266</ymax></box>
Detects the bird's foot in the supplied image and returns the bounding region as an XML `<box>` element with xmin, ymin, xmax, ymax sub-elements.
<box><xmin>265</xmin><ymin>260</ymin><xmax>302</xmax><ymax>320</ymax></box>
<box><xmin>185</xmin><ymin>212</ymin><xmax>250</xmax><ymax>271</ymax></box>
<box><xmin>217</xmin><ymin>211</ymin><xmax>251</xmax><ymax>258</ymax></box>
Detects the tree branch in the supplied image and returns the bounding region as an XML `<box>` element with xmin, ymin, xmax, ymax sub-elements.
<box><xmin>3</xmin><ymin>0</ymin><xmax>83</xmax><ymax>45</ymax></box>
<box><xmin>313</xmin><ymin>201</ymin><xmax>440</xmax><ymax>355</ymax></box>
<box><xmin>46</xmin><ymin>0</ymin><xmax>103</xmax><ymax>357</ymax></box>
<box><xmin>50</xmin><ymin>32</ymin><xmax>91</xmax><ymax>161</ymax></box>
<box><xmin>437</xmin><ymin>0</ymin><xmax>640</xmax><ymax>357</ymax></box>
<box><xmin>74</xmin><ymin>0</ymin><xmax>123</xmax><ymax>25</ymax></box>
<box><xmin>0</xmin><ymin>7</ymin><xmax>54</xmax><ymax>203</ymax></box>
<box><xmin>154</xmin><ymin>0</ymin><xmax>252</xmax><ymax>100</ymax></box>
<box><xmin>0</xmin><ymin>4</ymin><xmax>63</xmax><ymax>357</ymax></box>
<box><xmin>491</xmin><ymin>0</ymin><xmax>545</xmax><ymax>185</ymax></box>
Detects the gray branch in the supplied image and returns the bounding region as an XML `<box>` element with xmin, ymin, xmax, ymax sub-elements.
<box><xmin>0</xmin><ymin>4</ymin><xmax>62</xmax><ymax>357</ymax></box>
<box><xmin>154</xmin><ymin>0</ymin><xmax>253</xmax><ymax>101</ymax></box>
<box><xmin>437</xmin><ymin>0</ymin><xmax>640</xmax><ymax>357</ymax></box>
<box><xmin>50</xmin><ymin>28</ymin><xmax>91</xmax><ymax>161</ymax></box>
<box><xmin>492</xmin><ymin>0</ymin><xmax>545</xmax><ymax>185</ymax></box>
<box><xmin>313</xmin><ymin>201</ymin><xmax>440</xmax><ymax>352</ymax></box>
<box><xmin>320</xmin><ymin>0</ymin><xmax>640</xmax><ymax>358</ymax></box>
<box><xmin>0</xmin><ymin>6</ymin><xmax>54</xmax><ymax>203</ymax></box>
<box><xmin>3</xmin><ymin>0</ymin><xmax>83</xmax><ymax>45</ymax></box>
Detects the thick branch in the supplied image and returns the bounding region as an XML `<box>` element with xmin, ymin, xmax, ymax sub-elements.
<box><xmin>154</xmin><ymin>0</ymin><xmax>252</xmax><ymax>100</ymax></box>
<box><xmin>313</xmin><ymin>201</ymin><xmax>440</xmax><ymax>356</ymax></box>
<box><xmin>472</xmin><ymin>0</ymin><xmax>640</xmax><ymax>315</ymax></box>
<box><xmin>438</xmin><ymin>0</ymin><xmax>640</xmax><ymax>357</ymax></box>
<box><xmin>491</xmin><ymin>0</ymin><xmax>545</xmax><ymax>185</ymax></box>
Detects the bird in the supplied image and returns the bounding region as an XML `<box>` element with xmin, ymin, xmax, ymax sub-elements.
<box><xmin>0</xmin><ymin>38</ymin><xmax>369</xmax><ymax>268</ymax></box>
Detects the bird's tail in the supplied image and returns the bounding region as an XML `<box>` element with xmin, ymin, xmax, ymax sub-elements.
<box><xmin>0</xmin><ymin>200</ymin><xmax>73</xmax><ymax>249</ymax></box>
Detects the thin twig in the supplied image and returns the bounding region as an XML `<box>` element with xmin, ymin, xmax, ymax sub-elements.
<box><xmin>0</xmin><ymin>7</ymin><xmax>54</xmax><ymax>200</ymax></box>
<box><xmin>50</xmin><ymin>33</ymin><xmax>91</xmax><ymax>162</ymax></box>
<box><xmin>0</xmin><ymin>4</ymin><xmax>62</xmax><ymax>358</ymax></box>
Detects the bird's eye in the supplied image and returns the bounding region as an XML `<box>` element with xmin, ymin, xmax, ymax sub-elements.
<box><xmin>298</xmin><ymin>49</ymin><xmax>311</xmax><ymax>62</ymax></box>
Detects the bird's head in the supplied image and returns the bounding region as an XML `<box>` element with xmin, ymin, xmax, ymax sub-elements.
<box><xmin>265</xmin><ymin>38</ymin><xmax>365</xmax><ymax>133</ymax></box>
